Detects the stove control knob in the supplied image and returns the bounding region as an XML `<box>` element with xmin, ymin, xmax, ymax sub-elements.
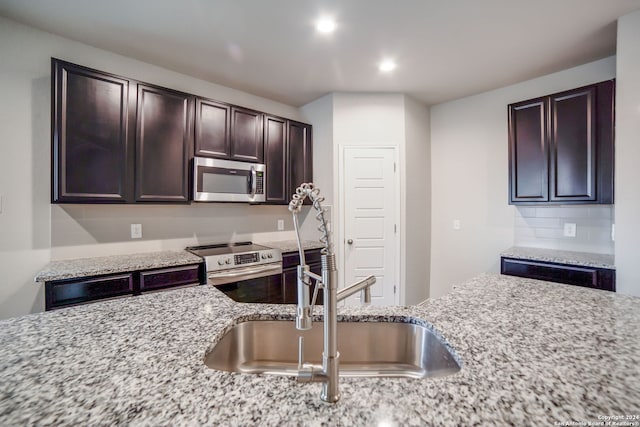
<box><xmin>218</xmin><ymin>260</ymin><xmax>224</xmax><ymax>266</ymax></box>
<box><xmin>261</xmin><ymin>254</ymin><xmax>267</xmax><ymax>259</ymax></box>
<box><xmin>268</xmin><ymin>253</ymin><xmax>273</xmax><ymax>259</ymax></box>
<box><xmin>225</xmin><ymin>259</ymin><xmax>231</xmax><ymax>265</ymax></box>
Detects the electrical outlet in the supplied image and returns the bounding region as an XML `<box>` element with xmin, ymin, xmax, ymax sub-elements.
<box><xmin>277</xmin><ymin>219</ymin><xmax>285</xmax><ymax>231</ymax></box>
<box><xmin>131</xmin><ymin>224</ymin><xmax>142</xmax><ymax>239</ymax></box>
<box><xmin>563</xmin><ymin>223</ymin><xmax>576</xmax><ymax>238</ymax></box>
<box><xmin>453</xmin><ymin>219</ymin><xmax>461</xmax><ymax>230</ymax></box>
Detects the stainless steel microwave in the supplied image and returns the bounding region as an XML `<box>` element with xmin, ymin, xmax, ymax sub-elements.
<box><xmin>193</xmin><ymin>157</ymin><xmax>266</xmax><ymax>203</ymax></box>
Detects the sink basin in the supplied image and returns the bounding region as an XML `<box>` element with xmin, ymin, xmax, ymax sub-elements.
<box><xmin>205</xmin><ymin>320</ymin><xmax>461</xmax><ymax>378</ymax></box>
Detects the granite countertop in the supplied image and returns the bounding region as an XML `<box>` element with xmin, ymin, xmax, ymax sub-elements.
<box><xmin>3</xmin><ymin>273</ymin><xmax>639</xmax><ymax>425</ymax></box>
<box><xmin>34</xmin><ymin>250</ymin><xmax>204</xmax><ymax>282</ymax></box>
<box><xmin>260</xmin><ymin>239</ymin><xmax>326</xmax><ymax>253</ymax></box>
<box><xmin>501</xmin><ymin>246</ymin><xmax>616</xmax><ymax>270</ymax></box>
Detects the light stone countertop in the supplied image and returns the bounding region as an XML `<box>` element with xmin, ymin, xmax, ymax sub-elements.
<box><xmin>501</xmin><ymin>246</ymin><xmax>615</xmax><ymax>269</ymax></box>
<box><xmin>2</xmin><ymin>273</ymin><xmax>639</xmax><ymax>425</ymax></box>
<box><xmin>34</xmin><ymin>241</ymin><xmax>325</xmax><ymax>283</ymax></box>
<box><xmin>260</xmin><ymin>239</ymin><xmax>325</xmax><ymax>253</ymax></box>
<box><xmin>34</xmin><ymin>250</ymin><xmax>204</xmax><ymax>282</ymax></box>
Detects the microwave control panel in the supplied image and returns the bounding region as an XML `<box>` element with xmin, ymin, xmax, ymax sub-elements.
<box><xmin>256</xmin><ymin>172</ymin><xmax>264</xmax><ymax>194</ymax></box>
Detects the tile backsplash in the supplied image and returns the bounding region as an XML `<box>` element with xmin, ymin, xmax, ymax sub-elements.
<box><xmin>514</xmin><ymin>205</ymin><xmax>614</xmax><ymax>254</ymax></box>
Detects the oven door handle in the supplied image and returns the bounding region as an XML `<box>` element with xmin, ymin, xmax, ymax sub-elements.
<box><xmin>208</xmin><ymin>263</ymin><xmax>283</xmax><ymax>286</ymax></box>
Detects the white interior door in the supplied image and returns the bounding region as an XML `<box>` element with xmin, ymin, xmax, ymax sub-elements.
<box><xmin>342</xmin><ymin>147</ymin><xmax>398</xmax><ymax>306</ymax></box>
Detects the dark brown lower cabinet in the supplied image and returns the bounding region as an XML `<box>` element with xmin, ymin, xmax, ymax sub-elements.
<box><xmin>45</xmin><ymin>263</ymin><xmax>204</xmax><ymax>310</ymax></box>
<box><xmin>282</xmin><ymin>248</ymin><xmax>323</xmax><ymax>305</ymax></box>
<box><xmin>501</xmin><ymin>257</ymin><xmax>615</xmax><ymax>292</ymax></box>
<box><xmin>139</xmin><ymin>265</ymin><xmax>201</xmax><ymax>293</ymax></box>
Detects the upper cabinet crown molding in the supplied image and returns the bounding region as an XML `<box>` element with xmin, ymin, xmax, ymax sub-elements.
<box><xmin>508</xmin><ymin>80</ymin><xmax>614</xmax><ymax>205</ymax></box>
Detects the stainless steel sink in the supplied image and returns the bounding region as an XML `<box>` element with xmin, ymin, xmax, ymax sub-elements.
<box><xmin>204</xmin><ymin>320</ymin><xmax>461</xmax><ymax>378</ymax></box>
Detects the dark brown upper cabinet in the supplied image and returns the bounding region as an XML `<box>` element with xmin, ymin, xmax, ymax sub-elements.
<box><xmin>52</xmin><ymin>59</ymin><xmax>134</xmax><ymax>203</ymax></box>
<box><xmin>52</xmin><ymin>59</ymin><xmax>193</xmax><ymax>204</ymax></box>
<box><xmin>288</xmin><ymin>120</ymin><xmax>313</xmax><ymax>200</ymax></box>
<box><xmin>195</xmin><ymin>101</ymin><xmax>264</xmax><ymax>163</ymax></box>
<box><xmin>135</xmin><ymin>83</ymin><xmax>193</xmax><ymax>203</ymax></box>
<box><xmin>194</xmin><ymin>97</ymin><xmax>230</xmax><ymax>158</ymax></box>
<box><xmin>264</xmin><ymin>115</ymin><xmax>287</xmax><ymax>203</ymax></box>
<box><xmin>263</xmin><ymin>117</ymin><xmax>313</xmax><ymax>204</ymax></box>
<box><xmin>508</xmin><ymin>80</ymin><xmax>614</xmax><ymax>205</ymax></box>
<box><xmin>230</xmin><ymin>106</ymin><xmax>264</xmax><ymax>162</ymax></box>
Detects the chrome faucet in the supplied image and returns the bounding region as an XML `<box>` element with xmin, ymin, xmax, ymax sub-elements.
<box><xmin>288</xmin><ymin>183</ymin><xmax>376</xmax><ymax>403</ymax></box>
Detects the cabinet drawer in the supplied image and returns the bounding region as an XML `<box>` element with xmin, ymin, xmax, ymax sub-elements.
<box><xmin>501</xmin><ymin>257</ymin><xmax>615</xmax><ymax>291</ymax></box>
<box><xmin>46</xmin><ymin>273</ymin><xmax>134</xmax><ymax>309</ymax></box>
<box><xmin>282</xmin><ymin>248</ymin><xmax>323</xmax><ymax>269</ymax></box>
<box><xmin>282</xmin><ymin>261</ymin><xmax>323</xmax><ymax>305</ymax></box>
<box><xmin>140</xmin><ymin>265</ymin><xmax>201</xmax><ymax>292</ymax></box>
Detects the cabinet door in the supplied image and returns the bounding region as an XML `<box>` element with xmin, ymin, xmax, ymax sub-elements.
<box><xmin>264</xmin><ymin>115</ymin><xmax>287</xmax><ymax>204</ymax></box>
<box><xmin>52</xmin><ymin>59</ymin><xmax>133</xmax><ymax>203</ymax></box>
<box><xmin>549</xmin><ymin>86</ymin><xmax>597</xmax><ymax>202</ymax></box>
<box><xmin>594</xmin><ymin>80</ymin><xmax>615</xmax><ymax>205</ymax></box>
<box><xmin>501</xmin><ymin>257</ymin><xmax>615</xmax><ymax>292</ymax></box>
<box><xmin>282</xmin><ymin>249</ymin><xmax>323</xmax><ymax>305</ymax></box>
<box><xmin>508</xmin><ymin>98</ymin><xmax>549</xmax><ymax>203</ymax></box>
<box><xmin>139</xmin><ymin>264</ymin><xmax>201</xmax><ymax>293</ymax></box>
<box><xmin>230</xmin><ymin>106</ymin><xmax>264</xmax><ymax>162</ymax></box>
<box><xmin>287</xmin><ymin>120</ymin><xmax>313</xmax><ymax>199</ymax></box>
<box><xmin>194</xmin><ymin>97</ymin><xmax>230</xmax><ymax>159</ymax></box>
<box><xmin>135</xmin><ymin>84</ymin><xmax>193</xmax><ymax>202</ymax></box>
<box><xmin>45</xmin><ymin>273</ymin><xmax>134</xmax><ymax>310</ymax></box>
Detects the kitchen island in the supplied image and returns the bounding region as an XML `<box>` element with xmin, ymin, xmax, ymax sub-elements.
<box><xmin>1</xmin><ymin>274</ymin><xmax>639</xmax><ymax>426</ymax></box>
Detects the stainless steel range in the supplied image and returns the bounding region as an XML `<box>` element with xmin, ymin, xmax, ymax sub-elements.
<box><xmin>186</xmin><ymin>242</ymin><xmax>283</xmax><ymax>303</ymax></box>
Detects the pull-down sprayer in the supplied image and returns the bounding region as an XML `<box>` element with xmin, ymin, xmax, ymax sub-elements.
<box><xmin>288</xmin><ymin>183</ymin><xmax>376</xmax><ymax>403</ymax></box>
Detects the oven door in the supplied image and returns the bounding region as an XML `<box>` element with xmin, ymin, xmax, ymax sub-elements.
<box><xmin>208</xmin><ymin>263</ymin><xmax>283</xmax><ymax>303</ymax></box>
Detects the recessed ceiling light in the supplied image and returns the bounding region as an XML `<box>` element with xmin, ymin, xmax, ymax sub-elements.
<box><xmin>379</xmin><ymin>59</ymin><xmax>397</xmax><ymax>72</ymax></box>
<box><xmin>316</xmin><ymin>18</ymin><xmax>336</xmax><ymax>34</ymax></box>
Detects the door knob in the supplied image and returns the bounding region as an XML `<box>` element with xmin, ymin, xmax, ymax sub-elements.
<box><xmin>347</xmin><ymin>239</ymin><xmax>353</xmax><ymax>245</ymax></box>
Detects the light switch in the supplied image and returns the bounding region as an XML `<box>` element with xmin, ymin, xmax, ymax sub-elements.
<box><xmin>453</xmin><ymin>219</ymin><xmax>461</xmax><ymax>230</ymax></box>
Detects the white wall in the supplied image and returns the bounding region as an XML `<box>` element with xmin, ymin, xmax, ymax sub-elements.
<box><xmin>615</xmin><ymin>9</ymin><xmax>640</xmax><ymax>297</ymax></box>
<box><xmin>403</xmin><ymin>96</ymin><xmax>431</xmax><ymax>303</ymax></box>
<box><xmin>0</xmin><ymin>16</ymin><xmax>303</xmax><ymax>319</ymax></box>
<box><xmin>299</xmin><ymin>93</ymin><xmax>335</xmax><ymax>239</ymax></box>
<box><xmin>429</xmin><ymin>56</ymin><xmax>616</xmax><ymax>298</ymax></box>
<box><xmin>301</xmin><ymin>93</ymin><xmax>430</xmax><ymax>304</ymax></box>
<box><xmin>514</xmin><ymin>206</ymin><xmax>613</xmax><ymax>254</ymax></box>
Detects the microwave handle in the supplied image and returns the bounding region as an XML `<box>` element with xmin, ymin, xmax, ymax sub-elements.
<box><xmin>250</xmin><ymin>167</ymin><xmax>257</xmax><ymax>197</ymax></box>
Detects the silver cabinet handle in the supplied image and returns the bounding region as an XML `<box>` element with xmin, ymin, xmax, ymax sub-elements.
<box><xmin>347</xmin><ymin>239</ymin><xmax>353</xmax><ymax>245</ymax></box>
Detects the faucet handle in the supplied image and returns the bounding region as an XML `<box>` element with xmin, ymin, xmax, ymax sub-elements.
<box><xmin>362</xmin><ymin>287</ymin><xmax>372</xmax><ymax>305</ymax></box>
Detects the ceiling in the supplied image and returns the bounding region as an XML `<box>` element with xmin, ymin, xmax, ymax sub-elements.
<box><xmin>1</xmin><ymin>0</ymin><xmax>640</xmax><ymax>107</ymax></box>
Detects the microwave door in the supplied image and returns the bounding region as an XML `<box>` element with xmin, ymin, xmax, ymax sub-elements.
<box><xmin>196</xmin><ymin>166</ymin><xmax>252</xmax><ymax>202</ymax></box>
